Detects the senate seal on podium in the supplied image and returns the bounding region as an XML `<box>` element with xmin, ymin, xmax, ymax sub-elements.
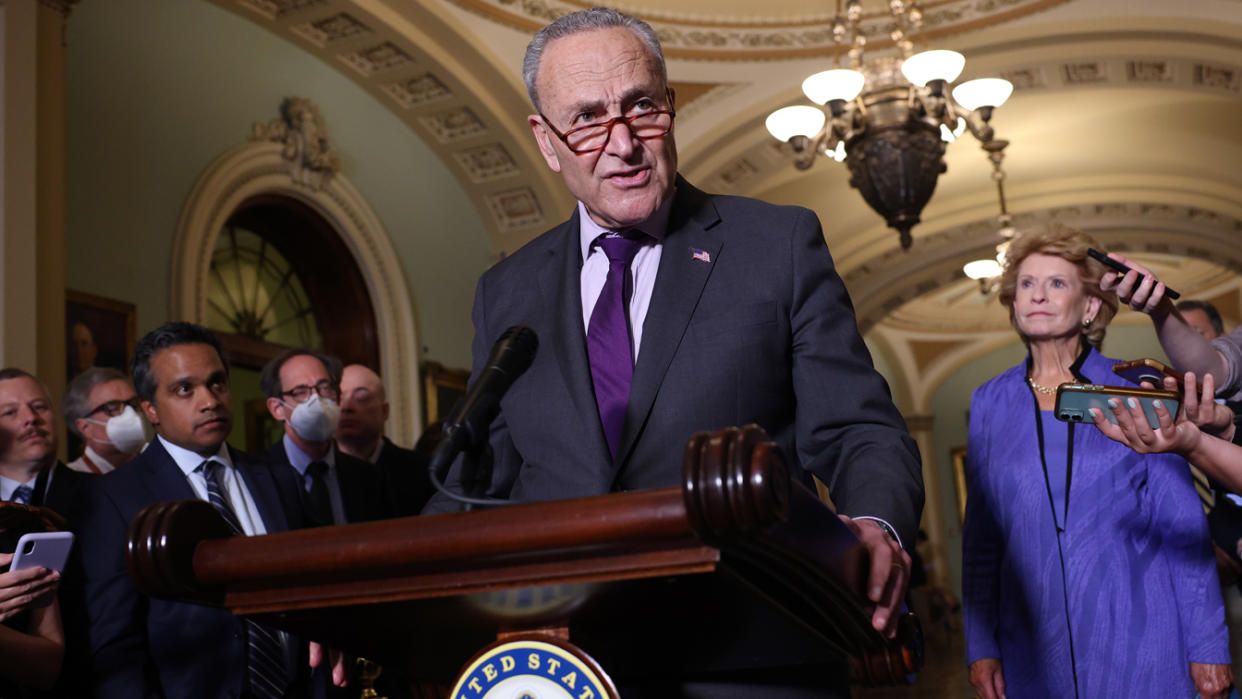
<box><xmin>451</xmin><ymin>636</ymin><xmax>619</xmax><ymax>699</ymax></box>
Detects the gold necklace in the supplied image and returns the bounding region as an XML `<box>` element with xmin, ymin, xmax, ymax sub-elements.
<box><xmin>1026</xmin><ymin>376</ymin><xmax>1059</xmax><ymax>395</ymax></box>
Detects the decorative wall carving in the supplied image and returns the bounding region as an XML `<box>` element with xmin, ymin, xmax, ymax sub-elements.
<box><xmin>381</xmin><ymin>73</ymin><xmax>453</xmax><ymax>108</ymax></box>
<box><xmin>1127</xmin><ymin>60</ymin><xmax>1171</xmax><ymax>83</ymax></box>
<box><xmin>454</xmin><ymin>144</ymin><xmax>520</xmax><ymax>183</ymax></box>
<box><xmin>290</xmin><ymin>13</ymin><xmax>371</xmax><ymax>46</ymax></box>
<box><xmin>448</xmin><ymin>0</ymin><xmax>1072</xmax><ymax>59</ymax></box>
<box><xmin>250</xmin><ymin>97</ymin><xmax>340</xmax><ymax>190</ymax></box>
<box><xmin>340</xmin><ymin>42</ymin><xmax>414</xmax><ymax>76</ymax></box>
<box><xmin>419</xmin><ymin>108</ymin><xmax>486</xmax><ymax>143</ymax></box>
<box><xmin>1001</xmin><ymin>67</ymin><xmax>1044</xmax><ymax>89</ymax></box>
<box><xmin>1062</xmin><ymin>62</ymin><xmax>1108</xmax><ymax>84</ymax></box>
<box><xmin>487</xmin><ymin>188</ymin><xmax>543</xmax><ymax>232</ymax></box>
<box><xmin>1195</xmin><ymin>64</ymin><xmax>1240</xmax><ymax>91</ymax></box>
<box><xmin>237</xmin><ymin>0</ymin><xmax>325</xmax><ymax>20</ymax></box>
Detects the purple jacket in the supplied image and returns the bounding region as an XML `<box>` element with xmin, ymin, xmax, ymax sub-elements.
<box><xmin>963</xmin><ymin>347</ymin><xmax>1229</xmax><ymax>697</ymax></box>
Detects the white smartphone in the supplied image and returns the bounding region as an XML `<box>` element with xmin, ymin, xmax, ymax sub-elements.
<box><xmin>10</xmin><ymin>531</ymin><xmax>74</xmax><ymax>608</ymax></box>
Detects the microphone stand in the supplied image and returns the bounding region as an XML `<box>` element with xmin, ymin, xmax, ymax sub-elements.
<box><xmin>457</xmin><ymin>442</ymin><xmax>494</xmax><ymax>511</ymax></box>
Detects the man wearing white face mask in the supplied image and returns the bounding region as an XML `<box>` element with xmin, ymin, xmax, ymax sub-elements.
<box><xmin>257</xmin><ymin>349</ymin><xmax>388</xmax><ymax>527</ymax></box>
<box><xmin>63</xmin><ymin>368</ymin><xmax>147</xmax><ymax>475</ymax></box>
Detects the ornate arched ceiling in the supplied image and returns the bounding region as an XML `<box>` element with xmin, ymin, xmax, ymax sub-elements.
<box><xmin>214</xmin><ymin>0</ymin><xmax>1242</xmax><ymax>401</ymax></box>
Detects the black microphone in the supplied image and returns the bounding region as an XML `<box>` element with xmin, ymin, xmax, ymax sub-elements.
<box><xmin>429</xmin><ymin>326</ymin><xmax>538</xmax><ymax>497</ymax></box>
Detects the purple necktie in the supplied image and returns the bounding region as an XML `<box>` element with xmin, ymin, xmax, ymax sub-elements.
<box><xmin>587</xmin><ymin>232</ymin><xmax>647</xmax><ymax>459</ymax></box>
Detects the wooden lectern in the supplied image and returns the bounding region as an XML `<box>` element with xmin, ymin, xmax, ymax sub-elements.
<box><xmin>125</xmin><ymin>426</ymin><xmax>922</xmax><ymax>695</ymax></box>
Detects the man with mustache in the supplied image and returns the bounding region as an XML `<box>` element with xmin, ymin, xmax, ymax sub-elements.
<box><xmin>0</xmin><ymin>368</ymin><xmax>94</xmax><ymax>520</ymax></box>
<box><xmin>77</xmin><ymin>322</ymin><xmax>323</xmax><ymax>698</ymax></box>
<box><xmin>0</xmin><ymin>367</ymin><xmax>91</xmax><ymax>696</ymax></box>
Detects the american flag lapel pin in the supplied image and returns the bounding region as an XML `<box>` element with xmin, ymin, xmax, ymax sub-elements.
<box><xmin>691</xmin><ymin>248</ymin><xmax>711</xmax><ymax>263</ymax></box>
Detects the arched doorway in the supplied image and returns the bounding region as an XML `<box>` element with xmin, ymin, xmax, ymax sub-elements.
<box><xmin>173</xmin><ymin>139</ymin><xmax>422</xmax><ymax>447</ymax></box>
<box><xmin>204</xmin><ymin>194</ymin><xmax>381</xmax><ymax>450</ymax></box>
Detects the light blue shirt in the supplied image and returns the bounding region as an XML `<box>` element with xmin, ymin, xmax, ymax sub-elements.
<box><xmin>282</xmin><ymin>433</ymin><xmax>347</xmax><ymax>525</ymax></box>
<box><xmin>0</xmin><ymin>464</ymin><xmax>55</xmax><ymax>502</ymax></box>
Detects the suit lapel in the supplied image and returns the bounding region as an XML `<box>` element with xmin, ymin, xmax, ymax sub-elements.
<box><xmin>537</xmin><ymin>210</ymin><xmax>613</xmax><ymax>465</ymax></box>
<box><xmin>140</xmin><ymin>439</ymin><xmax>198</xmax><ymax>504</ymax></box>
<box><xmin>234</xmin><ymin>447</ymin><xmax>291</xmax><ymax>534</ymax></box>
<box><xmin>615</xmin><ymin>182</ymin><xmax>722</xmax><ymax>468</ymax></box>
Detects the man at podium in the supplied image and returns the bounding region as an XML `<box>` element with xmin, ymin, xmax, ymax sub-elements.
<box><xmin>426</xmin><ymin>8</ymin><xmax>924</xmax><ymax>693</ymax></box>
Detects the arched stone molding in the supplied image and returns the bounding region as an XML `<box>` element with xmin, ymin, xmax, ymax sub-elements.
<box><xmin>171</xmin><ymin>140</ymin><xmax>423</xmax><ymax>444</ymax></box>
<box><xmin>849</xmin><ymin>200</ymin><xmax>1242</xmax><ymax>337</ymax></box>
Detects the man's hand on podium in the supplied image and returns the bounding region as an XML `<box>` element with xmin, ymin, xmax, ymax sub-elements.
<box><xmin>839</xmin><ymin>515</ymin><xmax>910</xmax><ymax>638</ymax></box>
<box><xmin>309</xmin><ymin>641</ymin><xmax>349</xmax><ymax>687</ymax></box>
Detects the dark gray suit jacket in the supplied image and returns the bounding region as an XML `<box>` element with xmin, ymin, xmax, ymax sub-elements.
<box><xmin>429</xmin><ymin>178</ymin><xmax>922</xmax><ymax>544</ymax></box>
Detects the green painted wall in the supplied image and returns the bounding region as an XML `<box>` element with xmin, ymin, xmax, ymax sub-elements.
<box><xmin>64</xmin><ymin>0</ymin><xmax>492</xmax><ymax>369</ymax></box>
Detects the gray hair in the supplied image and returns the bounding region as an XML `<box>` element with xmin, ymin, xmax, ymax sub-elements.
<box><xmin>522</xmin><ymin>7</ymin><xmax>667</xmax><ymax>112</ymax></box>
<box><xmin>63</xmin><ymin>367</ymin><xmax>129</xmax><ymax>437</ymax></box>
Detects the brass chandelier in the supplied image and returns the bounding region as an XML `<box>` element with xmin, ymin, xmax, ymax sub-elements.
<box><xmin>765</xmin><ymin>0</ymin><xmax>1014</xmax><ymax>250</ymax></box>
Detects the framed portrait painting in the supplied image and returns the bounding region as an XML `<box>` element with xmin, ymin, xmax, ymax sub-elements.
<box><xmin>422</xmin><ymin>360</ymin><xmax>470</xmax><ymax>426</ymax></box>
<box><xmin>65</xmin><ymin>290</ymin><xmax>136</xmax><ymax>381</ymax></box>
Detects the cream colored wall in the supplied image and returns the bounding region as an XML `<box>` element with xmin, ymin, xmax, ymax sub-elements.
<box><xmin>63</xmin><ymin>0</ymin><xmax>493</xmax><ymax>369</ymax></box>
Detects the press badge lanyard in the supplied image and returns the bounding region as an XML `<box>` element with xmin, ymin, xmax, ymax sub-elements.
<box><xmin>1032</xmin><ymin>389</ymin><xmax>1081</xmax><ymax>699</ymax></box>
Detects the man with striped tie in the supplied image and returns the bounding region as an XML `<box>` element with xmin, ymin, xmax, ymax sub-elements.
<box><xmin>78</xmin><ymin>322</ymin><xmax>325</xmax><ymax>698</ymax></box>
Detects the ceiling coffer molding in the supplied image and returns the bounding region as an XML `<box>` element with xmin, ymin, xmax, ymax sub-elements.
<box><xmin>848</xmin><ymin>201</ymin><xmax>1242</xmax><ymax>335</ymax></box>
<box><xmin>238</xmin><ymin>0</ymin><xmax>327</xmax><ymax>20</ymax></box>
<box><xmin>444</xmin><ymin>0</ymin><xmax>1072</xmax><ymax>60</ymax></box>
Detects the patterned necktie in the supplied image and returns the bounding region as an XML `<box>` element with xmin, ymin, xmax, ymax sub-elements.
<box><xmin>305</xmin><ymin>461</ymin><xmax>333</xmax><ymax>526</ymax></box>
<box><xmin>10</xmin><ymin>484</ymin><xmax>34</xmax><ymax>505</ymax></box>
<box><xmin>200</xmin><ymin>460</ymin><xmax>290</xmax><ymax>699</ymax></box>
<box><xmin>587</xmin><ymin>232</ymin><xmax>647</xmax><ymax>458</ymax></box>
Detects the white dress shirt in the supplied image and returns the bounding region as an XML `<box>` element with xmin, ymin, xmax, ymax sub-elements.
<box><xmin>158</xmin><ymin>435</ymin><xmax>268</xmax><ymax>536</ymax></box>
<box><xmin>67</xmin><ymin>445</ymin><xmax>119</xmax><ymax>475</ymax></box>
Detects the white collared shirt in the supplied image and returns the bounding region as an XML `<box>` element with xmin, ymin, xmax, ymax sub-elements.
<box><xmin>67</xmin><ymin>445</ymin><xmax>119</xmax><ymax>475</ymax></box>
<box><xmin>158</xmin><ymin>435</ymin><xmax>268</xmax><ymax>536</ymax></box>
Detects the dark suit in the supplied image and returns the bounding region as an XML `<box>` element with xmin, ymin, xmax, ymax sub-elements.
<box><xmin>429</xmin><ymin>179</ymin><xmax>922</xmax><ymax>543</ymax></box>
<box><xmin>37</xmin><ymin>461</ymin><xmax>93</xmax><ymax>522</ymax></box>
<box><xmin>42</xmin><ymin>463</ymin><xmax>96</xmax><ymax>699</ymax></box>
<box><xmin>0</xmin><ymin>463</ymin><xmax>95</xmax><ymax>699</ymax></box>
<box><xmin>78</xmin><ymin>438</ymin><xmax>306</xmax><ymax>699</ymax></box>
<box><xmin>258</xmin><ymin>441</ymin><xmax>389</xmax><ymax>525</ymax></box>
<box><xmin>374</xmin><ymin>437</ymin><xmax>433</xmax><ymax>517</ymax></box>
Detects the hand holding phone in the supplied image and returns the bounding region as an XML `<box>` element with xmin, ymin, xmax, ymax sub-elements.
<box><xmin>1089</xmin><ymin>249</ymin><xmax>1181</xmax><ymax>300</ymax></box>
<box><xmin>7</xmin><ymin>531</ymin><xmax>73</xmax><ymax>609</ymax></box>
<box><xmin>1054</xmin><ymin>383</ymin><xmax>1180</xmax><ymax>429</ymax></box>
<box><xmin>1113</xmin><ymin>358</ymin><xmax>1184</xmax><ymax>390</ymax></box>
